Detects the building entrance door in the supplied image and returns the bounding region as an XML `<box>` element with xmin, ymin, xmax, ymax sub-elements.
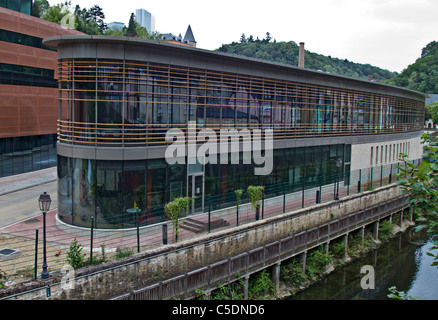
<box><xmin>188</xmin><ymin>174</ymin><xmax>204</xmax><ymax>214</ymax></box>
<box><xmin>187</xmin><ymin>156</ymin><xmax>205</xmax><ymax>214</ymax></box>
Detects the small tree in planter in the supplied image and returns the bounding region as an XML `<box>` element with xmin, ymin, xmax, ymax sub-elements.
<box><xmin>247</xmin><ymin>185</ymin><xmax>264</xmax><ymax>220</ymax></box>
<box><xmin>165</xmin><ymin>196</ymin><xmax>191</xmax><ymax>242</ymax></box>
<box><xmin>66</xmin><ymin>238</ymin><xmax>87</xmax><ymax>269</ymax></box>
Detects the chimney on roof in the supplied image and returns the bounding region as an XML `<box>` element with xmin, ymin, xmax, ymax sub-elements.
<box><xmin>298</xmin><ymin>42</ymin><xmax>305</xmax><ymax>68</ymax></box>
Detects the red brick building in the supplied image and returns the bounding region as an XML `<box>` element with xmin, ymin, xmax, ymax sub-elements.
<box><xmin>0</xmin><ymin>4</ymin><xmax>83</xmax><ymax>177</ymax></box>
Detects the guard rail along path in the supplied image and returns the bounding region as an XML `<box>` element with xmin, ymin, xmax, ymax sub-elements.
<box><xmin>0</xmin><ymin>182</ymin><xmax>412</xmax><ymax>300</ymax></box>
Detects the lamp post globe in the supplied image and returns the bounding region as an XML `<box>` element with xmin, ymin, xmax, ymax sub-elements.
<box><xmin>38</xmin><ymin>192</ymin><xmax>51</xmax><ymax>280</ymax></box>
<box><xmin>38</xmin><ymin>192</ymin><xmax>51</xmax><ymax>212</ymax></box>
<box><xmin>336</xmin><ymin>157</ymin><xmax>343</xmax><ymax>169</ymax></box>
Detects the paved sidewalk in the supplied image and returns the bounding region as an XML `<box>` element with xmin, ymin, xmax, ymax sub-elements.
<box><xmin>0</xmin><ymin>167</ymin><xmax>57</xmax><ymax>196</ymax></box>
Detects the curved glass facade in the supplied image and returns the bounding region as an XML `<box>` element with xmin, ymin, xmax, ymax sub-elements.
<box><xmin>57</xmin><ymin>59</ymin><xmax>424</xmax><ymax>146</ymax></box>
<box><xmin>50</xmin><ymin>38</ymin><xmax>425</xmax><ymax>229</ymax></box>
<box><xmin>58</xmin><ymin>144</ymin><xmax>346</xmax><ymax>228</ymax></box>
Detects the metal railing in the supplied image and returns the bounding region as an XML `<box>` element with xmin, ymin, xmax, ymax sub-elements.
<box><xmin>57</xmin><ymin>120</ymin><xmax>422</xmax><ymax>146</ymax></box>
<box><xmin>119</xmin><ymin>193</ymin><xmax>410</xmax><ymax>300</ymax></box>
<box><xmin>0</xmin><ymin>159</ymin><xmax>419</xmax><ymax>288</ymax></box>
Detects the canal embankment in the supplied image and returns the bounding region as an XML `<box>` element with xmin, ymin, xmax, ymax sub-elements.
<box><xmin>281</xmin><ymin>218</ymin><xmax>417</xmax><ymax>300</ymax></box>
<box><xmin>197</xmin><ymin>213</ymin><xmax>416</xmax><ymax>300</ymax></box>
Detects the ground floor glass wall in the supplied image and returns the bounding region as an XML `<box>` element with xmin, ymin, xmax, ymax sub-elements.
<box><xmin>57</xmin><ymin>143</ymin><xmax>347</xmax><ymax>229</ymax></box>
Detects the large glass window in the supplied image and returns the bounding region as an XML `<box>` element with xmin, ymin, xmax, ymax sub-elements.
<box><xmin>0</xmin><ymin>63</ymin><xmax>57</xmax><ymax>88</ymax></box>
<box><xmin>0</xmin><ymin>0</ymin><xmax>31</xmax><ymax>14</ymax></box>
<box><xmin>122</xmin><ymin>160</ymin><xmax>147</xmax><ymax>225</ymax></box>
<box><xmin>0</xmin><ymin>134</ymin><xmax>57</xmax><ymax>178</ymax></box>
<box><xmin>0</xmin><ymin>29</ymin><xmax>55</xmax><ymax>51</ymax></box>
<box><xmin>169</xmin><ymin>69</ymin><xmax>187</xmax><ymax>125</ymax></box>
<box><xmin>147</xmin><ymin>159</ymin><xmax>167</xmax><ymax>209</ymax></box>
<box><xmin>57</xmin><ymin>155</ymin><xmax>72</xmax><ymax>224</ymax></box>
<box><xmin>72</xmin><ymin>158</ymin><xmax>95</xmax><ymax>226</ymax></box>
<box><xmin>97</xmin><ymin>63</ymin><xmax>123</xmax><ymax>124</ymax></box>
<box><xmin>96</xmin><ymin>160</ymin><xmax>122</xmax><ymax>227</ymax></box>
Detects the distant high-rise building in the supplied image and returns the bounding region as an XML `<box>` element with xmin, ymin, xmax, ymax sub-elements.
<box><xmin>108</xmin><ymin>21</ymin><xmax>125</xmax><ymax>30</ymax></box>
<box><xmin>135</xmin><ymin>9</ymin><xmax>155</xmax><ymax>34</ymax></box>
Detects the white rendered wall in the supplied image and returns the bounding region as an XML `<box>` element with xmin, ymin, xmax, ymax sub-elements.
<box><xmin>351</xmin><ymin>134</ymin><xmax>423</xmax><ymax>171</ymax></box>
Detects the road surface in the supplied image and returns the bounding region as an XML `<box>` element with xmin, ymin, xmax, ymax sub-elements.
<box><xmin>0</xmin><ymin>180</ymin><xmax>57</xmax><ymax>229</ymax></box>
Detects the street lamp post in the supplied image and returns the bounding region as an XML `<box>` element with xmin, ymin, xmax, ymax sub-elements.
<box><xmin>335</xmin><ymin>157</ymin><xmax>343</xmax><ymax>200</ymax></box>
<box><xmin>38</xmin><ymin>192</ymin><xmax>51</xmax><ymax>280</ymax></box>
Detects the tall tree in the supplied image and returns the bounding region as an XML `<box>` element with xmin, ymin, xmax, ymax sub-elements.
<box><xmin>74</xmin><ymin>4</ymin><xmax>107</xmax><ymax>35</ymax></box>
<box><xmin>387</xmin><ymin>41</ymin><xmax>438</xmax><ymax>93</ymax></box>
<box><xmin>32</xmin><ymin>0</ymin><xmax>49</xmax><ymax>18</ymax></box>
<box><xmin>126</xmin><ymin>13</ymin><xmax>137</xmax><ymax>36</ymax></box>
<box><xmin>397</xmin><ymin>133</ymin><xmax>438</xmax><ymax>267</ymax></box>
<box><xmin>87</xmin><ymin>5</ymin><xmax>107</xmax><ymax>33</ymax></box>
<box><xmin>425</xmin><ymin>104</ymin><xmax>432</xmax><ymax>121</ymax></box>
<box><xmin>430</xmin><ymin>102</ymin><xmax>438</xmax><ymax>124</ymax></box>
<box><xmin>42</xmin><ymin>1</ymin><xmax>71</xmax><ymax>24</ymax></box>
<box><xmin>134</xmin><ymin>24</ymin><xmax>162</xmax><ymax>40</ymax></box>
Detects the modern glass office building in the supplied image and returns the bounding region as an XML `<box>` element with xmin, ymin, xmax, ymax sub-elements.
<box><xmin>43</xmin><ymin>35</ymin><xmax>425</xmax><ymax>229</ymax></box>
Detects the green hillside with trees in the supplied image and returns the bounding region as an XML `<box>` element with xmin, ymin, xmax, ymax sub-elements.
<box><xmin>386</xmin><ymin>41</ymin><xmax>438</xmax><ymax>94</ymax></box>
<box><xmin>32</xmin><ymin>1</ymin><xmax>436</xmax><ymax>98</ymax></box>
<box><xmin>216</xmin><ymin>33</ymin><xmax>398</xmax><ymax>81</ymax></box>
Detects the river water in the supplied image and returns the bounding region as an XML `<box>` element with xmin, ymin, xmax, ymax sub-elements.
<box><xmin>289</xmin><ymin>228</ymin><xmax>438</xmax><ymax>300</ymax></box>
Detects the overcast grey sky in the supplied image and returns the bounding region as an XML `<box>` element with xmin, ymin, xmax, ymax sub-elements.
<box><xmin>66</xmin><ymin>0</ymin><xmax>438</xmax><ymax>73</ymax></box>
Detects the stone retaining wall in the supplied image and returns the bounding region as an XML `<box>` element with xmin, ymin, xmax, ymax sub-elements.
<box><xmin>0</xmin><ymin>184</ymin><xmax>403</xmax><ymax>300</ymax></box>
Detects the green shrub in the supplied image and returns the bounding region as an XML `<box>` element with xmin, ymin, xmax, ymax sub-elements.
<box><xmin>280</xmin><ymin>258</ymin><xmax>306</xmax><ymax>287</ymax></box>
<box><xmin>66</xmin><ymin>238</ymin><xmax>87</xmax><ymax>269</ymax></box>
<box><xmin>114</xmin><ymin>247</ymin><xmax>134</xmax><ymax>259</ymax></box>
<box><xmin>248</xmin><ymin>269</ymin><xmax>275</xmax><ymax>299</ymax></box>
<box><xmin>379</xmin><ymin>220</ymin><xmax>394</xmax><ymax>242</ymax></box>
<box><xmin>330</xmin><ymin>240</ymin><xmax>346</xmax><ymax>258</ymax></box>
<box><xmin>211</xmin><ymin>274</ymin><xmax>245</xmax><ymax>300</ymax></box>
<box><xmin>305</xmin><ymin>247</ymin><xmax>332</xmax><ymax>279</ymax></box>
<box><xmin>0</xmin><ymin>268</ymin><xmax>6</xmax><ymax>289</ymax></box>
<box><xmin>165</xmin><ymin>196</ymin><xmax>191</xmax><ymax>242</ymax></box>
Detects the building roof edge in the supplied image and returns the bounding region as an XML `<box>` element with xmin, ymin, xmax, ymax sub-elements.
<box><xmin>43</xmin><ymin>35</ymin><xmax>426</xmax><ymax>101</ymax></box>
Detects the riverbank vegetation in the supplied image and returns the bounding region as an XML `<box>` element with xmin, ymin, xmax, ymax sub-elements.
<box><xmin>194</xmin><ymin>270</ymin><xmax>276</xmax><ymax>300</ymax></box>
<box><xmin>397</xmin><ymin>133</ymin><xmax>438</xmax><ymax>266</ymax></box>
<box><xmin>192</xmin><ymin>216</ymin><xmax>405</xmax><ymax>300</ymax></box>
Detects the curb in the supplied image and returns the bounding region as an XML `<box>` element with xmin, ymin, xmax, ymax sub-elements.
<box><xmin>0</xmin><ymin>178</ymin><xmax>57</xmax><ymax>197</ymax></box>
